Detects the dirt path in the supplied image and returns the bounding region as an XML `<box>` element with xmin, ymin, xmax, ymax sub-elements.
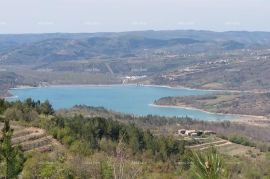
<box><xmin>105</xmin><ymin>63</ymin><xmax>114</xmax><ymax>75</ymax></box>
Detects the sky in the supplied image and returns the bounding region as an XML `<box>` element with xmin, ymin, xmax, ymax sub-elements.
<box><xmin>0</xmin><ymin>0</ymin><xmax>269</xmax><ymax>34</ymax></box>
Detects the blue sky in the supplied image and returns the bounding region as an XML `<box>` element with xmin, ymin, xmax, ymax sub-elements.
<box><xmin>0</xmin><ymin>0</ymin><xmax>269</xmax><ymax>33</ymax></box>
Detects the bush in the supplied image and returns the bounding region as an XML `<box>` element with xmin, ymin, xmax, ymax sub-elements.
<box><xmin>229</xmin><ymin>135</ymin><xmax>256</xmax><ymax>147</ymax></box>
<box><xmin>190</xmin><ymin>148</ymin><xmax>227</xmax><ymax>179</ymax></box>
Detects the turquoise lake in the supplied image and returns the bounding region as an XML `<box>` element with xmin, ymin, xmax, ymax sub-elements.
<box><xmin>9</xmin><ymin>85</ymin><xmax>236</xmax><ymax>121</ymax></box>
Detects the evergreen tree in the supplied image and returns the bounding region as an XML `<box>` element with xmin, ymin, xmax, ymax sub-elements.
<box><xmin>40</xmin><ymin>100</ymin><xmax>54</xmax><ymax>115</ymax></box>
<box><xmin>0</xmin><ymin>99</ymin><xmax>6</xmax><ymax>114</ymax></box>
<box><xmin>0</xmin><ymin>119</ymin><xmax>24</xmax><ymax>178</ymax></box>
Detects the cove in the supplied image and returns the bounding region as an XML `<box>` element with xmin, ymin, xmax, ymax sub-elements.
<box><xmin>9</xmin><ymin>85</ymin><xmax>236</xmax><ymax>121</ymax></box>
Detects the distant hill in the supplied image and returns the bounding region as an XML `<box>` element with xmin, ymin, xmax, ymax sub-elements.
<box><xmin>1</xmin><ymin>30</ymin><xmax>270</xmax><ymax>93</ymax></box>
<box><xmin>0</xmin><ymin>36</ymin><xmax>201</xmax><ymax>64</ymax></box>
<box><xmin>1</xmin><ymin>30</ymin><xmax>270</xmax><ymax>64</ymax></box>
<box><xmin>0</xmin><ymin>72</ymin><xmax>23</xmax><ymax>97</ymax></box>
<box><xmin>222</xmin><ymin>41</ymin><xmax>245</xmax><ymax>50</ymax></box>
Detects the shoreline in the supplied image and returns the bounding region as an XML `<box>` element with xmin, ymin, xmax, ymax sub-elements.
<box><xmin>150</xmin><ymin>103</ymin><xmax>236</xmax><ymax>117</ymax></box>
<box><xmin>9</xmin><ymin>83</ymin><xmax>248</xmax><ymax>93</ymax></box>
<box><xmin>151</xmin><ymin>103</ymin><xmax>269</xmax><ymax>127</ymax></box>
<box><xmin>9</xmin><ymin>82</ymin><xmax>267</xmax><ymax>94</ymax></box>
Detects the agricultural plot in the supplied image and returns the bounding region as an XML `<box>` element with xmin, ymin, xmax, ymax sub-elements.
<box><xmin>0</xmin><ymin>125</ymin><xmax>59</xmax><ymax>153</ymax></box>
<box><xmin>187</xmin><ymin>136</ymin><xmax>261</xmax><ymax>158</ymax></box>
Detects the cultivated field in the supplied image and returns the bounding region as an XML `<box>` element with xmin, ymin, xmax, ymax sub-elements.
<box><xmin>0</xmin><ymin>123</ymin><xmax>60</xmax><ymax>153</ymax></box>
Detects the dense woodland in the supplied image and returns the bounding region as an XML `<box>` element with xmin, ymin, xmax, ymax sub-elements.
<box><xmin>50</xmin><ymin>115</ymin><xmax>186</xmax><ymax>161</ymax></box>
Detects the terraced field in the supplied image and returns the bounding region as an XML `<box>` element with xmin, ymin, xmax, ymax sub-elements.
<box><xmin>188</xmin><ymin>138</ymin><xmax>232</xmax><ymax>150</ymax></box>
<box><xmin>187</xmin><ymin>137</ymin><xmax>261</xmax><ymax>158</ymax></box>
<box><xmin>0</xmin><ymin>124</ymin><xmax>60</xmax><ymax>153</ymax></box>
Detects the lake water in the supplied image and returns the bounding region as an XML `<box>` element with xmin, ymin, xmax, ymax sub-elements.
<box><xmin>9</xmin><ymin>85</ymin><xmax>236</xmax><ymax>121</ymax></box>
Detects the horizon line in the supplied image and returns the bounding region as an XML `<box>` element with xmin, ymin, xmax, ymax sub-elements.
<box><xmin>0</xmin><ymin>29</ymin><xmax>270</xmax><ymax>35</ymax></box>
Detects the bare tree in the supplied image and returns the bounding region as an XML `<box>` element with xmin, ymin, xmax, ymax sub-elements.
<box><xmin>111</xmin><ymin>135</ymin><xmax>143</xmax><ymax>179</ymax></box>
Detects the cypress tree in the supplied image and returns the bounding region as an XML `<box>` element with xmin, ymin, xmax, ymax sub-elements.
<box><xmin>0</xmin><ymin>119</ymin><xmax>23</xmax><ymax>178</ymax></box>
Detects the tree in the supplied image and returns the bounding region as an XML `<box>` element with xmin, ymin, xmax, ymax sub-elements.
<box><xmin>0</xmin><ymin>119</ymin><xmax>24</xmax><ymax>178</ymax></box>
<box><xmin>40</xmin><ymin>100</ymin><xmax>54</xmax><ymax>116</ymax></box>
<box><xmin>111</xmin><ymin>136</ymin><xmax>143</xmax><ymax>179</ymax></box>
<box><xmin>4</xmin><ymin>107</ymin><xmax>24</xmax><ymax>121</ymax></box>
<box><xmin>0</xmin><ymin>99</ymin><xmax>6</xmax><ymax>114</ymax></box>
<box><xmin>22</xmin><ymin>151</ymin><xmax>72</xmax><ymax>179</ymax></box>
<box><xmin>128</xmin><ymin>126</ymin><xmax>141</xmax><ymax>154</ymax></box>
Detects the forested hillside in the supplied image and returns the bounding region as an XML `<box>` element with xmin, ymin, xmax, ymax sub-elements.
<box><xmin>1</xmin><ymin>99</ymin><xmax>270</xmax><ymax>178</ymax></box>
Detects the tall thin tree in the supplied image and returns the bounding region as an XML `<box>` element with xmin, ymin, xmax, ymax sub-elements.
<box><xmin>0</xmin><ymin>119</ymin><xmax>21</xmax><ymax>178</ymax></box>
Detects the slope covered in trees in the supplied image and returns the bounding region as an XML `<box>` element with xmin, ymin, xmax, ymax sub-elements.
<box><xmin>1</xmin><ymin>99</ymin><xmax>270</xmax><ymax>178</ymax></box>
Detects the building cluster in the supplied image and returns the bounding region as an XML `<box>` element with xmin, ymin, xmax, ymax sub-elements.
<box><xmin>177</xmin><ymin>129</ymin><xmax>216</xmax><ymax>137</ymax></box>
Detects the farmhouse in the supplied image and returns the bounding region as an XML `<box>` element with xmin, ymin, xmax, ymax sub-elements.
<box><xmin>176</xmin><ymin>129</ymin><xmax>216</xmax><ymax>137</ymax></box>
